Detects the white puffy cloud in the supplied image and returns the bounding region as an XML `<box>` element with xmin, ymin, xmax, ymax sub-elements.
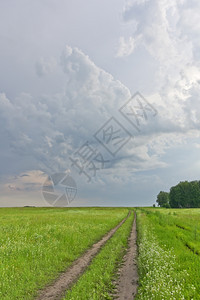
<box><xmin>122</xmin><ymin>0</ymin><xmax>194</xmax><ymax>71</ymax></box>
<box><xmin>116</xmin><ymin>36</ymin><xmax>135</xmax><ymax>57</ymax></box>
<box><xmin>119</xmin><ymin>0</ymin><xmax>200</xmax><ymax>135</ymax></box>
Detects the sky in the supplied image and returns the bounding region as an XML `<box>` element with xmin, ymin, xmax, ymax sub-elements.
<box><xmin>0</xmin><ymin>0</ymin><xmax>200</xmax><ymax>207</ymax></box>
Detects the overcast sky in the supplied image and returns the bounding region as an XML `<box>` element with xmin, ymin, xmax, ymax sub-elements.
<box><xmin>0</xmin><ymin>0</ymin><xmax>200</xmax><ymax>207</ymax></box>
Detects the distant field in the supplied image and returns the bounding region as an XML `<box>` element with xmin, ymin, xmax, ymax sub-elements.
<box><xmin>136</xmin><ymin>207</ymin><xmax>200</xmax><ymax>299</ymax></box>
<box><xmin>0</xmin><ymin>207</ymin><xmax>129</xmax><ymax>300</ymax></box>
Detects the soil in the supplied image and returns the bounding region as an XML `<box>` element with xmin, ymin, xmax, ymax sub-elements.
<box><xmin>114</xmin><ymin>212</ymin><xmax>138</xmax><ymax>300</ymax></box>
<box><xmin>36</xmin><ymin>212</ymin><xmax>130</xmax><ymax>300</ymax></box>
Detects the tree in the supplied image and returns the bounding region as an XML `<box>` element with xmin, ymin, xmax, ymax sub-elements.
<box><xmin>156</xmin><ymin>191</ymin><xmax>170</xmax><ymax>208</ymax></box>
<box><xmin>169</xmin><ymin>181</ymin><xmax>200</xmax><ymax>208</ymax></box>
<box><xmin>169</xmin><ymin>184</ymin><xmax>182</xmax><ymax>208</ymax></box>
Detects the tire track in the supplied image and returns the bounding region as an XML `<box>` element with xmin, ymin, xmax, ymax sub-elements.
<box><xmin>114</xmin><ymin>212</ymin><xmax>138</xmax><ymax>300</ymax></box>
<box><xmin>36</xmin><ymin>211</ymin><xmax>131</xmax><ymax>300</ymax></box>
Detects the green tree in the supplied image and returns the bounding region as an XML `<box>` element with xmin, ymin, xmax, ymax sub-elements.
<box><xmin>156</xmin><ymin>191</ymin><xmax>170</xmax><ymax>208</ymax></box>
<box><xmin>169</xmin><ymin>181</ymin><xmax>200</xmax><ymax>208</ymax></box>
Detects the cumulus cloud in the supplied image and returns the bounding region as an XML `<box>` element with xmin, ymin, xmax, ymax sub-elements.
<box><xmin>120</xmin><ymin>0</ymin><xmax>200</xmax><ymax>95</ymax></box>
<box><xmin>1</xmin><ymin>41</ymin><xmax>200</xmax><ymax>193</ymax></box>
<box><xmin>116</xmin><ymin>36</ymin><xmax>135</xmax><ymax>57</ymax></box>
<box><xmin>119</xmin><ymin>0</ymin><xmax>200</xmax><ymax>134</ymax></box>
<box><xmin>0</xmin><ymin>46</ymin><xmax>132</xmax><ymax>182</ymax></box>
<box><xmin>122</xmin><ymin>0</ymin><xmax>194</xmax><ymax>70</ymax></box>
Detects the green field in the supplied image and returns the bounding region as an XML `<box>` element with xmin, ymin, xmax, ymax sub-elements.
<box><xmin>1</xmin><ymin>206</ymin><xmax>200</xmax><ymax>300</ymax></box>
<box><xmin>0</xmin><ymin>207</ymin><xmax>129</xmax><ymax>299</ymax></box>
<box><xmin>136</xmin><ymin>208</ymin><xmax>200</xmax><ymax>299</ymax></box>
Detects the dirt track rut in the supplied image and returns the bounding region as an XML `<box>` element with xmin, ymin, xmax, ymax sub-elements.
<box><xmin>114</xmin><ymin>212</ymin><xmax>138</xmax><ymax>299</ymax></box>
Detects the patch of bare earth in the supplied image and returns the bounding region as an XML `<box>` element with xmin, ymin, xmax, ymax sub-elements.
<box><xmin>114</xmin><ymin>212</ymin><xmax>138</xmax><ymax>300</ymax></box>
<box><xmin>36</xmin><ymin>212</ymin><xmax>130</xmax><ymax>300</ymax></box>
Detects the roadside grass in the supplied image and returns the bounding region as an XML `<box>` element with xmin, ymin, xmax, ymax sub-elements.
<box><xmin>63</xmin><ymin>211</ymin><xmax>134</xmax><ymax>300</ymax></box>
<box><xmin>136</xmin><ymin>208</ymin><xmax>200</xmax><ymax>299</ymax></box>
<box><xmin>0</xmin><ymin>207</ymin><xmax>128</xmax><ymax>300</ymax></box>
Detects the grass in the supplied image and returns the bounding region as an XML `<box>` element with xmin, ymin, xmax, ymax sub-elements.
<box><xmin>136</xmin><ymin>208</ymin><xmax>200</xmax><ymax>299</ymax></box>
<box><xmin>3</xmin><ymin>206</ymin><xmax>200</xmax><ymax>299</ymax></box>
<box><xmin>0</xmin><ymin>207</ymin><xmax>129</xmax><ymax>300</ymax></box>
<box><xmin>63</xmin><ymin>211</ymin><xmax>134</xmax><ymax>300</ymax></box>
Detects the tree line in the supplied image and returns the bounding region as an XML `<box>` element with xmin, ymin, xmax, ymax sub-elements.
<box><xmin>156</xmin><ymin>180</ymin><xmax>200</xmax><ymax>208</ymax></box>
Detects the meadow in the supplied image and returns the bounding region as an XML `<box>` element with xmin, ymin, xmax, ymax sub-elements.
<box><xmin>1</xmin><ymin>206</ymin><xmax>200</xmax><ymax>300</ymax></box>
<box><xmin>136</xmin><ymin>207</ymin><xmax>200</xmax><ymax>299</ymax></box>
<box><xmin>0</xmin><ymin>207</ymin><xmax>129</xmax><ymax>299</ymax></box>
